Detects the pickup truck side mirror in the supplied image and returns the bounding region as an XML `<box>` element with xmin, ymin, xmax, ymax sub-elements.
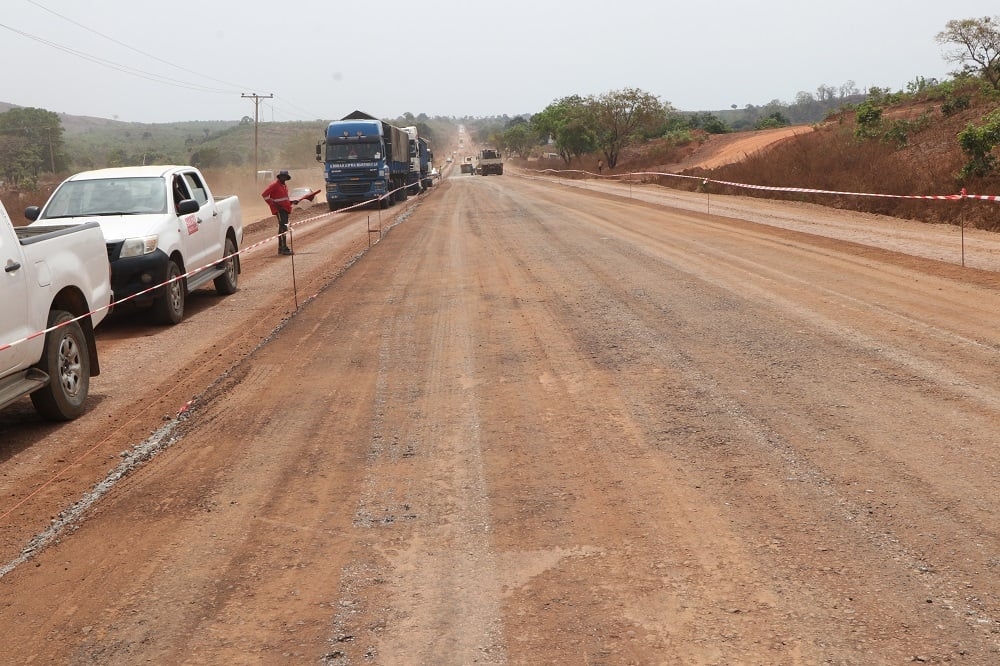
<box><xmin>316</xmin><ymin>143</ymin><xmax>322</xmax><ymax>162</ymax></box>
<box><xmin>176</xmin><ymin>199</ymin><xmax>200</xmax><ymax>215</ymax></box>
<box><xmin>24</xmin><ymin>206</ymin><xmax>40</xmax><ymax>222</ymax></box>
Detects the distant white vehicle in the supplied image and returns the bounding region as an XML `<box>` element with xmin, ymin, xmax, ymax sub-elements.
<box><xmin>289</xmin><ymin>186</ymin><xmax>321</xmax><ymax>206</ymax></box>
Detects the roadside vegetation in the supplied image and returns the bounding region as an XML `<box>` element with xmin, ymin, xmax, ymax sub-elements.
<box><xmin>0</xmin><ymin>108</ymin><xmax>456</xmax><ymax>213</ymax></box>
<box><xmin>492</xmin><ymin>15</ymin><xmax>1000</xmax><ymax>231</ymax></box>
<box><xmin>2</xmin><ymin>15</ymin><xmax>1000</xmax><ymax>230</ymax></box>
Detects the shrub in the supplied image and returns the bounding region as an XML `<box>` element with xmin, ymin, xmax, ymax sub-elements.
<box><xmin>958</xmin><ymin>109</ymin><xmax>1000</xmax><ymax>178</ymax></box>
<box><xmin>854</xmin><ymin>102</ymin><xmax>884</xmax><ymax>140</ymax></box>
<box><xmin>941</xmin><ymin>94</ymin><xmax>971</xmax><ymax>116</ymax></box>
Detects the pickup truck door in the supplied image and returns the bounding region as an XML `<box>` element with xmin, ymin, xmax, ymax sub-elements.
<box><xmin>0</xmin><ymin>222</ymin><xmax>31</xmax><ymax>375</ymax></box>
<box><xmin>178</xmin><ymin>171</ymin><xmax>216</xmax><ymax>272</ymax></box>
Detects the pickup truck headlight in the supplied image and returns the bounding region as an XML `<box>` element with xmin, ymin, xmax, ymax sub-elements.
<box><xmin>119</xmin><ymin>235</ymin><xmax>159</xmax><ymax>258</ymax></box>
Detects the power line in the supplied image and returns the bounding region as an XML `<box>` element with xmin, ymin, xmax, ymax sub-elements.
<box><xmin>243</xmin><ymin>93</ymin><xmax>273</xmax><ymax>179</ymax></box>
<box><xmin>26</xmin><ymin>0</ymin><xmax>255</xmax><ymax>92</ymax></box>
<box><xmin>267</xmin><ymin>97</ymin><xmax>326</xmax><ymax>122</ymax></box>
<box><xmin>0</xmin><ymin>21</ymin><xmax>233</xmax><ymax>94</ymax></box>
<box><xmin>5</xmin><ymin>4</ymin><xmax>326</xmax><ymax>123</ymax></box>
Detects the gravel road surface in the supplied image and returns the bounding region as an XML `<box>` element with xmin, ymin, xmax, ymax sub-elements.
<box><xmin>3</xmin><ymin>167</ymin><xmax>1000</xmax><ymax>664</ymax></box>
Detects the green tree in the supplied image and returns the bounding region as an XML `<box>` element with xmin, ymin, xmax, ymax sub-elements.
<box><xmin>502</xmin><ymin>122</ymin><xmax>538</xmax><ymax>158</ymax></box>
<box><xmin>936</xmin><ymin>16</ymin><xmax>1000</xmax><ymax>90</ymax></box>
<box><xmin>957</xmin><ymin>109</ymin><xmax>1000</xmax><ymax>177</ymax></box>
<box><xmin>0</xmin><ymin>134</ymin><xmax>41</xmax><ymax>187</ymax></box>
<box><xmin>854</xmin><ymin>101</ymin><xmax>883</xmax><ymax>140</ymax></box>
<box><xmin>531</xmin><ymin>95</ymin><xmax>595</xmax><ymax>163</ymax></box>
<box><xmin>688</xmin><ymin>112</ymin><xmax>730</xmax><ymax>134</ymax></box>
<box><xmin>0</xmin><ymin>107</ymin><xmax>67</xmax><ymax>173</ymax></box>
<box><xmin>755</xmin><ymin>111</ymin><xmax>790</xmax><ymax>130</ymax></box>
<box><xmin>587</xmin><ymin>88</ymin><xmax>669</xmax><ymax>168</ymax></box>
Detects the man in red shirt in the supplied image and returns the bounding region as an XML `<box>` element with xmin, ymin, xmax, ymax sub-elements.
<box><xmin>262</xmin><ymin>170</ymin><xmax>297</xmax><ymax>255</ymax></box>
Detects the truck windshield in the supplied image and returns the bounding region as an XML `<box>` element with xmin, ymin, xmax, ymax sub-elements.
<box><xmin>326</xmin><ymin>142</ymin><xmax>381</xmax><ymax>161</ymax></box>
<box><xmin>42</xmin><ymin>177</ymin><xmax>167</xmax><ymax>218</ymax></box>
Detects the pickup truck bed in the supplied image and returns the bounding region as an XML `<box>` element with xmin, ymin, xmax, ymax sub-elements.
<box><xmin>1</xmin><ymin>209</ymin><xmax>111</xmax><ymax>421</ymax></box>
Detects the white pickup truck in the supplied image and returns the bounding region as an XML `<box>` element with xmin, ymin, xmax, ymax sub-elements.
<box><xmin>26</xmin><ymin>165</ymin><xmax>243</xmax><ymax>324</ymax></box>
<box><xmin>1</xmin><ymin>199</ymin><xmax>112</xmax><ymax>420</ymax></box>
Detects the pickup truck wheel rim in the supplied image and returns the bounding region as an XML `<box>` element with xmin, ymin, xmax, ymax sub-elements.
<box><xmin>166</xmin><ymin>276</ymin><xmax>183</xmax><ymax>313</ymax></box>
<box><xmin>57</xmin><ymin>333</ymin><xmax>83</xmax><ymax>398</ymax></box>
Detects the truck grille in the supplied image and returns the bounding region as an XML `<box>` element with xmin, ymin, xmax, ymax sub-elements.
<box><xmin>339</xmin><ymin>183</ymin><xmax>369</xmax><ymax>195</ymax></box>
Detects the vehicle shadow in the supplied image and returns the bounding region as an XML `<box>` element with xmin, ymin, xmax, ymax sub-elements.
<box><xmin>0</xmin><ymin>287</ymin><xmax>225</xmax><ymax>446</ymax></box>
<box><xmin>0</xmin><ymin>393</ymin><xmax>109</xmax><ymax>462</ymax></box>
<box><xmin>96</xmin><ymin>287</ymin><xmax>234</xmax><ymax>340</ymax></box>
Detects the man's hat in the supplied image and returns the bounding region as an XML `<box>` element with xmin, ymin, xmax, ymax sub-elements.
<box><xmin>277</xmin><ymin>170</ymin><xmax>291</xmax><ymax>180</ymax></box>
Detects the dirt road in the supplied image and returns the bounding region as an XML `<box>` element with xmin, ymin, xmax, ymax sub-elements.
<box><xmin>4</xmin><ymin>169</ymin><xmax>1000</xmax><ymax>664</ymax></box>
<box><xmin>669</xmin><ymin>125</ymin><xmax>815</xmax><ymax>171</ymax></box>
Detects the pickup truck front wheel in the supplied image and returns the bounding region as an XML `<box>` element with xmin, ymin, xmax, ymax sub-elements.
<box><xmin>213</xmin><ymin>236</ymin><xmax>239</xmax><ymax>295</ymax></box>
<box><xmin>153</xmin><ymin>259</ymin><xmax>185</xmax><ymax>325</ymax></box>
<box><xmin>31</xmin><ymin>310</ymin><xmax>90</xmax><ymax>421</ymax></box>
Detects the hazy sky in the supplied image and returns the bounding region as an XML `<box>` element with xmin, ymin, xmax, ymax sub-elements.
<box><xmin>1</xmin><ymin>0</ymin><xmax>996</xmax><ymax>124</ymax></box>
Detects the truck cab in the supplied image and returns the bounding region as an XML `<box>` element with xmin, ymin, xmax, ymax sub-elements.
<box><xmin>317</xmin><ymin>111</ymin><xmax>411</xmax><ymax>211</ymax></box>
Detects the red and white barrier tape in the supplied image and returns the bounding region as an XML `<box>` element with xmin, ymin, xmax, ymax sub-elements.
<box><xmin>534</xmin><ymin>168</ymin><xmax>999</xmax><ymax>204</ymax></box>
<box><xmin>1</xmin><ymin>186</ymin><xmax>426</xmax><ymax>355</ymax></box>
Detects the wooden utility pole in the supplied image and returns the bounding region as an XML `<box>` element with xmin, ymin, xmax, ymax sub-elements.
<box><xmin>241</xmin><ymin>93</ymin><xmax>273</xmax><ymax>182</ymax></box>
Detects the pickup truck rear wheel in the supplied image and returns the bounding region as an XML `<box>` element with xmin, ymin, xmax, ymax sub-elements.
<box><xmin>213</xmin><ymin>236</ymin><xmax>239</xmax><ymax>295</ymax></box>
<box><xmin>153</xmin><ymin>259</ymin><xmax>185</xmax><ymax>325</ymax></box>
<box><xmin>31</xmin><ymin>310</ymin><xmax>90</xmax><ymax>421</ymax></box>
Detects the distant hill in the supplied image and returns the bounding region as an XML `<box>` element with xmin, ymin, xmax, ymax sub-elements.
<box><xmin>0</xmin><ymin>100</ymin><xmax>327</xmax><ymax>172</ymax></box>
<box><xmin>0</xmin><ymin>102</ymin><xmax>461</xmax><ymax>197</ymax></box>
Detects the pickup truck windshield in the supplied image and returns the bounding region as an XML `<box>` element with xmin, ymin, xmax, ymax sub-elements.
<box><xmin>41</xmin><ymin>177</ymin><xmax>167</xmax><ymax>218</ymax></box>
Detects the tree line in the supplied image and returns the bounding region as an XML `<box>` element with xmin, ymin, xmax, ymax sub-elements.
<box><xmin>479</xmin><ymin>15</ymin><xmax>1000</xmax><ymax>175</ymax></box>
<box><xmin>0</xmin><ymin>107</ymin><xmax>66</xmax><ymax>188</ymax></box>
<box><xmin>3</xmin><ymin>16</ymin><xmax>999</xmax><ymax>184</ymax></box>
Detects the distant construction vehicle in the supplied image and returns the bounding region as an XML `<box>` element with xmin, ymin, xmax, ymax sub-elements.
<box><xmin>476</xmin><ymin>148</ymin><xmax>503</xmax><ymax>175</ymax></box>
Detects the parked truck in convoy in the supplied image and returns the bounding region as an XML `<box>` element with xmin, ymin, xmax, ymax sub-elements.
<box><xmin>1</xmin><ymin>199</ymin><xmax>112</xmax><ymax>420</ymax></box>
<box><xmin>418</xmin><ymin>137</ymin><xmax>435</xmax><ymax>189</ymax></box>
<box><xmin>476</xmin><ymin>148</ymin><xmax>504</xmax><ymax>176</ymax></box>
<box><xmin>401</xmin><ymin>126</ymin><xmax>436</xmax><ymax>193</ymax></box>
<box><xmin>402</xmin><ymin>126</ymin><xmax>423</xmax><ymax>194</ymax></box>
<box><xmin>26</xmin><ymin>165</ymin><xmax>243</xmax><ymax>325</ymax></box>
<box><xmin>317</xmin><ymin>110</ymin><xmax>411</xmax><ymax>211</ymax></box>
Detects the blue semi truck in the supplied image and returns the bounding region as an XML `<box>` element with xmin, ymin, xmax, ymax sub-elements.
<box><xmin>316</xmin><ymin>110</ymin><xmax>412</xmax><ymax>211</ymax></box>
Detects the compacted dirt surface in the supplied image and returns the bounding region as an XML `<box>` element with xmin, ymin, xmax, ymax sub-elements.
<box><xmin>666</xmin><ymin>125</ymin><xmax>815</xmax><ymax>171</ymax></box>
<box><xmin>5</xmin><ymin>165</ymin><xmax>1000</xmax><ymax>664</ymax></box>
